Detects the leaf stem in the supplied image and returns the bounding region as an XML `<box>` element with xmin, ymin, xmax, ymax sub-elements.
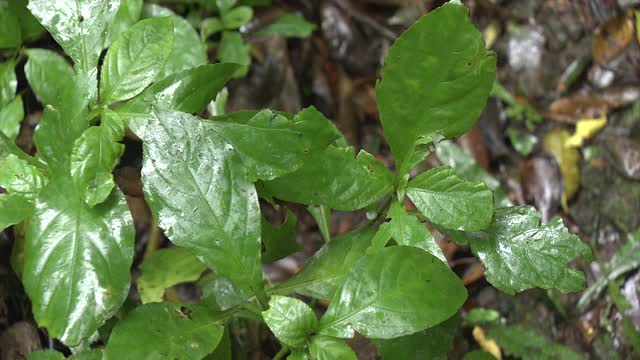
<box><xmin>272</xmin><ymin>345</ymin><xmax>290</xmax><ymax>360</ymax></box>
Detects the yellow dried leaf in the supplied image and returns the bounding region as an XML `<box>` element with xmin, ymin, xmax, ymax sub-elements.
<box><xmin>473</xmin><ymin>326</ymin><xmax>502</xmax><ymax>359</ymax></box>
<box><xmin>543</xmin><ymin>130</ymin><xmax>580</xmax><ymax>211</ymax></box>
<box><xmin>566</xmin><ymin>116</ymin><xmax>607</xmax><ymax>148</ymax></box>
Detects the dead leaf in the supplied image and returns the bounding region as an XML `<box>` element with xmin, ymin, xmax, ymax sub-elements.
<box><xmin>593</xmin><ymin>10</ymin><xmax>635</xmax><ymax>65</ymax></box>
<box><xmin>543</xmin><ymin>130</ymin><xmax>581</xmax><ymax>211</ymax></box>
<box><xmin>473</xmin><ymin>326</ymin><xmax>502</xmax><ymax>359</ymax></box>
<box><xmin>566</xmin><ymin>116</ymin><xmax>608</xmax><ymax>148</ymax></box>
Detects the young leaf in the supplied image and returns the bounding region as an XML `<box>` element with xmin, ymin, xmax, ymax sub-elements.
<box><xmin>262</xmin><ymin>209</ymin><xmax>302</xmax><ymax>263</ymax></box>
<box><xmin>463</xmin><ymin>206</ymin><xmax>591</xmax><ymax>294</ymax></box>
<box><xmin>34</xmin><ymin>106</ymin><xmax>88</xmax><ymax>170</ymax></box>
<box><xmin>262</xmin><ymin>146</ymin><xmax>394</xmax><ymax>211</ymax></box>
<box><xmin>0</xmin><ymin>2</ymin><xmax>22</xmax><ymax>48</ymax></box>
<box><xmin>100</xmin><ymin>17</ymin><xmax>174</xmax><ymax>104</ymax></box>
<box><xmin>24</xmin><ymin>49</ymin><xmax>75</xmax><ymax>109</ymax></box>
<box><xmin>374</xmin><ymin>313</ymin><xmax>460</xmax><ymax>360</ymax></box>
<box><xmin>116</xmin><ymin>63</ymin><xmax>240</xmax><ymax>137</ymax></box>
<box><xmin>221</xmin><ymin>6</ymin><xmax>253</xmax><ymax>29</ymax></box>
<box><xmin>487</xmin><ymin>325</ymin><xmax>585</xmax><ymax>360</ymax></box>
<box><xmin>270</xmin><ymin>227</ymin><xmax>376</xmax><ymax>300</ymax></box>
<box><xmin>256</xmin><ymin>14</ymin><xmax>316</xmax><ymax>38</ymax></box>
<box><xmin>0</xmin><ymin>95</ymin><xmax>23</xmax><ymax>140</ymax></box>
<box><xmin>309</xmin><ymin>336</ymin><xmax>357</xmax><ymax>360</ymax></box>
<box><xmin>0</xmin><ymin>154</ymin><xmax>46</xmax><ymax>199</ymax></box>
<box><xmin>137</xmin><ymin>247</ymin><xmax>207</xmax><ymax>303</ymax></box>
<box><xmin>27</xmin><ymin>0</ymin><xmax>119</xmax><ymax>71</ymax></box>
<box><xmin>22</xmin><ymin>175</ymin><xmax>134</xmax><ymax>345</ymax></box>
<box><xmin>0</xmin><ymin>60</ymin><xmax>16</xmax><ymax>108</ymax></box>
<box><xmin>206</xmin><ymin>107</ymin><xmax>340</xmax><ymax>181</ymax></box>
<box><xmin>103</xmin><ymin>303</ymin><xmax>224</xmax><ymax>360</ymax></box>
<box><xmin>376</xmin><ymin>2</ymin><xmax>496</xmax><ymax>175</ymax></box>
<box><xmin>0</xmin><ymin>194</ymin><xmax>34</xmax><ymax>231</ymax></box>
<box><xmin>141</xmin><ymin>109</ymin><xmax>263</xmax><ymax>298</ymax></box>
<box><xmin>218</xmin><ymin>31</ymin><xmax>250</xmax><ymax>77</ymax></box>
<box><xmin>155</xmin><ymin>15</ymin><xmax>207</xmax><ymax>80</ymax></box>
<box><xmin>318</xmin><ymin>246</ymin><xmax>467</xmax><ymax>339</ymax></box>
<box><xmin>106</xmin><ymin>0</ymin><xmax>143</xmax><ymax>46</ymax></box>
<box><xmin>406</xmin><ymin>166</ymin><xmax>494</xmax><ymax>231</ymax></box>
<box><xmin>262</xmin><ymin>296</ymin><xmax>318</xmax><ymax>347</ymax></box>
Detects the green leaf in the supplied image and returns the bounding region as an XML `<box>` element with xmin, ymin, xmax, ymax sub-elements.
<box><xmin>137</xmin><ymin>247</ymin><xmax>207</xmax><ymax>303</ymax></box>
<box><xmin>507</xmin><ymin>127</ymin><xmax>537</xmax><ymax>156</ymax></box>
<box><xmin>373</xmin><ymin>201</ymin><xmax>446</xmax><ymax>262</ymax></box>
<box><xmin>201</xmin><ymin>17</ymin><xmax>224</xmax><ymax>39</ymax></box>
<box><xmin>463</xmin><ymin>351</ymin><xmax>495</xmax><ymax>360</ymax></box>
<box><xmin>218</xmin><ymin>31</ymin><xmax>250</xmax><ymax>77</ymax></box>
<box><xmin>216</xmin><ymin>0</ymin><xmax>237</xmax><ymax>13</ymax></box>
<box><xmin>0</xmin><ymin>60</ymin><xmax>16</xmax><ymax>108</ymax></box>
<box><xmin>116</xmin><ymin>63</ymin><xmax>240</xmax><ymax>137</ymax></box>
<box><xmin>462</xmin><ymin>206</ymin><xmax>591</xmax><ymax>294</ymax></box>
<box><xmin>26</xmin><ymin>350</ymin><xmax>64</xmax><ymax>360</ymax></box>
<box><xmin>206</xmin><ymin>107</ymin><xmax>340</xmax><ymax>181</ymax></box>
<box><xmin>309</xmin><ymin>336</ymin><xmax>357</xmax><ymax>360</ymax></box>
<box><xmin>436</xmin><ymin>140</ymin><xmax>512</xmax><ymax>207</ymax></box>
<box><xmin>8</xmin><ymin>0</ymin><xmax>45</xmax><ymax>41</ymax></box>
<box><xmin>103</xmin><ymin>302</ymin><xmax>224</xmax><ymax>360</ymax></box>
<box><xmin>222</xmin><ymin>6</ymin><xmax>252</xmax><ymax>29</ymax></box>
<box><xmin>307</xmin><ymin>205</ymin><xmax>331</xmax><ymax>242</ymax></box>
<box><xmin>0</xmin><ymin>194</ymin><xmax>34</xmax><ymax>231</ymax></box>
<box><xmin>465</xmin><ymin>308</ymin><xmax>500</xmax><ymax>325</ymax></box>
<box><xmin>287</xmin><ymin>349</ymin><xmax>310</xmax><ymax>360</ymax></box>
<box><xmin>156</xmin><ymin>15</ymin><xmax>207</xmax><ymax>80</ymax></box>
<box><xmin>262</xmin><ymin>295</ymin><xmax>318</xmax><ymax>347</ymax></box>
<box><xmin>376</xmin><ymin>2</ymin><xmax>495</xmax><ymax>175</ymax></box>
<box><xmin>262</xmin><ymin>146</ymin><xmax>394</xmax><ymax>211</ymax></box>
<box><xmin>70</xmin><ymin>111</ymin><xmax>125</xmax><ymax>207</ymax></box>
<box><xmin>27</xmin><ymin>0</ymin><xmax>119</xmax><ymax>71</ymax></box>
<box><xmin>24</xmin><ymin>49</ymin><xmax>75</xmax><ymax>109</ymax></box>
<box><xmin>0</xmin><ymin>2</ymin><xmax>21</xmax><ymax>48</ymax></box>
<box><xmin>106</xmin><ymin>0</ymin><xmax>143</xmax><ymax>46</ymax></box>
<box><xmin>199</xmin><ymin>273</ymin><xmax>247</xmax><ymax>311</ymax></box>
<box><xmin>0</xmin><ymin>95</ymin><xmax>23</xmax><ymax>140</ymax></box>
<box><xmin>100</xmin><ymin>17</ymin><xmax>174</xmax><ymax>104</ymax></box>
<box><xmin>374</xmin><ymin>313</ymin><xmax>459</xmax><ymax>360</ymax></box>
<box><xmin>22</xmin><ymin>175</ymin><xmax>134</xmax><ymax>345</ymax></box>
<box><xmin>34</xmin><ymin>106</ymin><xmax>88</xmax><ymax>170</ymax></box>
<box><xmin>141</xmin><ymin>109</ymin><xmax>263</xmax><ymax>298</ymax></box>
<box><xmin>256</xmin><ymin>13</ymin><xmax>316</xmax><ymax>38</ymax></box>
<box><xmin>271</xmin><ymin>227</ymin><xmax>376</xmax><ymax>300</ymax></box>
<box><xmin>262</xmin><ymin>209</ymin><xmax>301</xmax><ymax>263</ymax></box>
<box><xmin>406</xmin><ymin>166</ymin><xmax>494</xmax><ymax>231</ymax></box>
<box><xmin>318</xmin><ymin>246</ymin><xmax>467</xmax><ymax>339</ymax></box>
<box><xmin>0</xmin><ymin>154</ymin><xmax>46</xmax><ymax>199</ymax></box>
<box><xmin>204</xmin><ymin>325</ymin><xmax>232</xmax><ymax>360</ymax></box>
<box><xmin>487</xmin><ymin>325</ymin><xmax>585</xmax><ymax>360</ymax></box>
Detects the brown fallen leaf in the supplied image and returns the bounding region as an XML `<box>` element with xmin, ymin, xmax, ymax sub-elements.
<box><xmin>547</xmin><ymin>85</ymin><xmax>640</xmax><ymax>123</ymax></box>
<box><xmin>593</xmin><ymin>9</ymin><xmax>636</xmax><ymax>65</ymax></box>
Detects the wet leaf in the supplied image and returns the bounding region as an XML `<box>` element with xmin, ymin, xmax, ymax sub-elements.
<box><xmin>0</xmin><ymin>194</ymin><xmax>34</xmax><ymax>231</ymax></box>
<box><xmin>262</xmin><ymin>209</ymin><xmax>301</xmax><ymax>263</ymax></box>
<box><xmin>376</xmin><ymin>2</ymin><xmax>496</xmax><ymax>175</ymax></box>
<box><xmin>0</xmin><ymin>60</ymin><xmax>16</xmax><ymax>108</ymax></box>
<box><xmin>0</xmin><ymin>154</ymin><xmax>45</xmax><ymax>199</ymax></box>
<box><xmin>487</xmin><ymin>325</ymin><xmax>585</xmax><ymax>360</ymax></box>
<box><xmin>543</xmin><ymin>129</ymin><xmax>580</xmax><ymax>205</ymax></box>
<box><xmin>27</xmin><ymin>0</ymin><xmax>119</xmax><ymax>71</ymax></box>
<box><xmin>34</xmin><ymin>106</ymin><xmax>89</xmax><ymax>170</ymax></box>
<box><xmin>199</xmin><ymin>273</ymin><xmax>247</xmax><ymax>311</ymax></box>
<box><xmin>100</xmin><ymin>17</ymin><xmax>174</xmax><ymax>104</ymax></box>
<box><xmin>218</xmin><ymin>31</ymin><xmax>250</xmax><ymax>77</ymax></box>
<box><xmin>256</xmin><ymin>13</ymin><xmax>316</xmax><ymax>38</ymax></box>
<box><xmin>156</xmin><ymin>15</ymin><xmax>207</xmax><ymax>80</ymax></box>
<box><xmin>0</xmin><ymin>95</ymin><xmax>23</xmax><ymax>140</ymax></box>
<box><xmin>566</xmin><ymin>116</ymin><xmax>607</xmax><ymax>148</ymax></box>
<box><xmin>103</xmin><ymin>302</ymin><xmax>223</xmax><ymax>360</ymax></box>
<box><xmin>106</xmin><ymin>0</ymin><xmax>143</xmax><ymax>46</ymax></box>
<box><xmin>24</xmin><ymin>49</ymin><xmax>75</xmax><ymax>109</ymax></box>
<box><xmin>262</xmin><ymin>296</ymin><xmax>317</xmax><ymax>347</ymax></box>
<box><xmin>318</xmin><ymin>246</ymin><xmax>467</xmax><ymax>339</ymax></box>
<box><xmin>309</xmin><ymin>336</ymin><xmax>357</xmax><ymax>360</ymax></box>
<box><xmin>271</xmin><ymin>227</ymin><xmax>376</xmax><ymax>300</ymax></box>
<box><xmin>262</xmin><ymin>146</ymin><xmax>394</xmax><ymax>211</ymax></box>
<box><xmin>141</xmin><ymin>109</ymin><xmax>263</xmax><ymax>298</ymax></box>
<box><xmin>406</xmin><ymin>166</ymin><xmax>494</xmax><ymax>231</ymax></box>
<box><xmin>137</xmin><ymin>247</ymin><xmax>207</xmax><ymax>303</ymax></box>
<box><xmin>462</xmin><ymin>206</ymin><xmax>590</xmax><ymax>294</ymax></box>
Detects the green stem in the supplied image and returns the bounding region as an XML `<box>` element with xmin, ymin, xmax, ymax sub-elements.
<box><xmin>272</xmin><ymin>345</ymin><xmax>290</xmax><ymax>360</ymax></box>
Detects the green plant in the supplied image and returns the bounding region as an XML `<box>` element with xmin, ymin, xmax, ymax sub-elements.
<box><xmin>0</xmin><ymin>0</ymin><xmax>591</xmax><ymax>358</ymax></box>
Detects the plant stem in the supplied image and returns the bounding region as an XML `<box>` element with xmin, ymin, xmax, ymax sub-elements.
<box><xmin>272</xmin><ymin>345</ymin><xmax>290</xmax><ymax>360</ymax></box>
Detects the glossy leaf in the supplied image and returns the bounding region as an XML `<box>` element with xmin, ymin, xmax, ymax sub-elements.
<box><xmin>24</xmin><ymin>49</ymin><xmax>75</xmax><ymax>109</ymax></box>
<box><xmin>262</xmin><ymin>209</ymin><xmax>301</xmax><ymax>263</ymax></box>
<box><xmin>271</xmin><ymin>227</ymin><xmax>376</xmax><ymax>300</ymax></box>
<box><xmin>318</xmin><ymin>246</ymin><xmax>467</xmax><ymax>339</ymax></box>
<box><xmin>116</xmin><ymin>63</ymin><xmax>240</xmax><ymax>137</ymax></box>
<box><xmin>262</xmin><ymin>296</ymin><xmax>318</xmax><ymax>347</ymax></box>
<box><xmin>218</xmin><ymin>31</ymin><xmax>250</xmax><ymax>77</ymax></box>
<box><xmin>0</xmin><ymin>60</ymin><xmax>16</xmax><ymax>108</ymax></box>
<box><xmin>406</xmin><ymin>166</ymin><xmax>494</xmax><ymax>231</ymax></box>
<box><xmin>263</xmin><ymin>146</ymin><xmax>394</xmax><ymax>211</ymax></box>
<box><xmin>199</xmin><ymin>273</ymin><xmax>247</xmax><ymax>311</ymax></box>
<box><xmin>137</xmin><ymin>247</ymin><xmax>207</xmax><ymax>303</ymax></box>
<box><xmin>374</xmin><ymin>313</ymin><xmax>459</xmax><ymax>360</ymax></box>
<box><xmin>156</xmin><ymin>15</ymin><xmax>207</xmax><ymax>80</ymax></box>
<box><xmin>376</xmin><ymin>2</ymin><xmax>495</xmax><ymax>175</ymax></box>
<box><xmin>0</xmin><ymin>154</ymin><xmax>46</xmax><ymax>199</ymax></box>
<box><xmin>256</xmin><ymin>13</ymin><xmax>316</xmax><ymax>38</ymax></box>
<box><xmin>207</xmin><ymin>107</ymin><xmax>340</xmax><ymax>181</ymax></box>
<box><xmin>100</xmin><ymin>17</ymin><xmax>174</xmax><ymax>104</ymax></box>
<box><xmin>103</xmin><ymin>302</ymin><xmax>224</xmax><ymax>360</ymax></box>
<box><xmin>309</xmin><ymin>336</ymin><xmax>357</xmax><ymax>360</ymax></box>
<box><xmin>0</xmin><ymin>2</ymin><xmax>22</xmax><ymax>48</ymax></box>
<box><xmin>22</xmin><ymin>175</ymin><xmax>134</xmax><ymax>345</ymax></box>
<box><xmin>308</xmin><ymin>205</ymin><xmax>331</xmax><ymax>242</ymax></box>
<box><xmin>487</xmin><ymin>325</ymin><xmax>585</xmax><ymax>360</ymax></box>
<box><xmin>0</xmin><ymin>95</ymin><xmax>23</xmax><ymax>140</ymax></box>
<box><xmin>27</xmin><ymin>0</ymin><xmax>119</xmax><ymax>71</ymax></box>
<box><xmin>0</xmin><ymin>194</ymin><xmax>34</xmax><ymax>231</ymax></box>
<box><xmin>463</xmin><ymin>206</ymin><xmax>591</xmax><ymax>294</ymax></box>
<box><xmin>141</xmin><ymin>109</ymin><xmax>263</xmax><ymax>298</ymax></box>
<box><xmin>106</xmin><ymin>0</ymin><xmax>143</xmax><ymax>46</ymax></box>
<box><xmin>34</xmin><ymin>106</ymin><xmax>88</xmax><ymax>170</ymax></box>
<box><xmin>221</xmin><ymin>6</ymin><xmax>253</xmax><ymax>29</ymax></box>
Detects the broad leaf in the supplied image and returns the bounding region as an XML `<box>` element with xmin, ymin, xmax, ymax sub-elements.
<box><xmin>463</xmin><ymin>206</ymin><xmax>591</xmax><ymax>294</ymax></box>
<box><xmin>0</xmin><ymin>60</ymin><xmax>16</xmax><ymax>108</ymax></box>
<box><xmin>24</xmin><ymin>49</ymin><xmax>75</xmax><ymax>109</ymax></box>
<box><xmin>141</xmin><ymin>109</ymin><xmax>263</xmax><ymax>298</ymax></box>
<box><xmin>106</xmin><ymin>0</ymin><xmax>143</xmax><ymax>45</ymax></box>
<box><xmin>256</xmin><ymin>13</ymin><xmax>316</xmax><ymax>38</ymax></box>
<box><xmin>199</xmin><ymin>273</ymin><xmax>247</xmax><ymax>311</ymax></box>
<box><xmin>262</xmin><ymin>146</ymin><xmax>394</xmax><ymax>211</ymax></box>
<box><xmin>22</xmin><ymin>175</ymin><xmax>134</xmax><ymax>345</ymax></box>
<box><xmin>116</xmin><ymin>63</ymin><xmax>240</xmax><ymax>137</ymax></box>
<box><xmin>27</xmin><ymin>0</ymin><xmax>119</xmax><ymax>71</ymax></box>
<box><xmin>26</xmin><ymin>350</ymin><xmax>64</xmax><ymax>360</ymax></box>
<box><xmin>0</xmin><ymin>2</ymin><xmax>21</xmax><ymax>48</ymax></box>
<box><xmin>206</xmin><ymin>107</ymin><xmax>340</xmax><ymax>181</ymax></box>
<box><xmin>0</xmin><ymin>95</ymin><xmax>23</xmax><ymax>140</ymax></box>
<box><xmin>487</xmin><ymin>325</ymin><xmax>585</xmax><ymax>360</ymax></box>
<box><xmin>376</xmin><ymin>2</ymin><xmax>495</xmax><ymax>175</ymax></box>
<box><xmin>155</xmin><ymin>15</ymin><xmax>207</xmax><ymax>80</ymax></box>
<box><xmin>221</xmin><ymin>6</ymin><xmax>253</xmax><ymax>29</ymax></box>
<box><xmin>262</xmin><ymin>296</ymin><xmax>318</xmax><ymax>347</ymax></box>
<box><xmin>100</xmin><ymin>17</ymin><xmax>174</xmax><ymax>104</ymax></box>
<box><xmin>318</xmin><ymin>246</ymin><xmax>467</xmax><ymax>339</ymax></box>
<box><xmin>374</xmin><ymin>313</ymin><xmax>459</xmax><ymax>360</ymax></box>
<box><xmin>0</xmin><ymin>154</ymin><xmax>46</xmax><ymax>199</ymax></box>
<box><xmin>218</xmin><ymin>31</ymin><xmax>249</xmax><ymax>77</ymax></box>
<box><xmin>103</xmin><ymin>302</ymin><xmax>224</xmax><ymax>360</ymax></box>
<box><xmin>8</xmin><ymin>0</ymin><xmax>45</xmax><ymax>40</ymax></box>
<box><xmin>34</xmin><ymin>106</ymin><xmax>88</xmax><ymax>170</ymax></box>
<box><xmin>309</xmin><ymin>336</ymin><xmax>357</xmax><ymax>360</ymax></box>
<box><xmin>406</xmin><ymin>166</ymin><xmax>494</xmax><ymax>231</ymax></box>
<box><xmin>262</xmin><ymin>209</ymin><xmax>302</xmax><ymax>263</ymax></box>
<box><xmin>137</xmin><ymin>247</ymin><xmax>207</xmax><ymax>303</ymax></box>
<box><xmin>270</xmin><ymin>227</ymin><xmax>376</xmax><ymax>300</ymax></box>
<box><xmin>0</xmin><ymin>194</ymin><xmax>34</xmax><ymax>231</ymax></box>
